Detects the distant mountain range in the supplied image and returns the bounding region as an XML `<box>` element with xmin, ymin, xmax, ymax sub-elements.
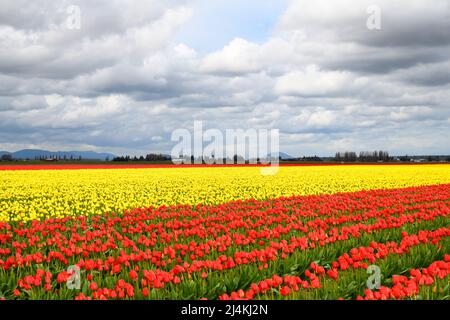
<box><xmin>0</xmin><ymin>149</ymin><xmax>116</xmax><ymax>161</ymax></box>
<box><xmin>268</xmin><ymin>152</ymin><xmax>295</xmax><ymax>160</ymax></box>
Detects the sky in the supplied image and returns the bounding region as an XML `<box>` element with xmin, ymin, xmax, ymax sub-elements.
<box><xmin>0</xmin><ymin>0</ymin><xmax>449</xmax><ymax>157</ymax></box>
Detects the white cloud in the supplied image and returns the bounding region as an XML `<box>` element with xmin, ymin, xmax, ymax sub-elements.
<box><xmin>275</xmin><ymin>65</ymin><xmax>353</xmax><ymax>96</ymax></box>
<box><xmin>307</xmin><ymin>110</ymin><xmax>336</xmax><ymax>127</ymax></box>
<box><xmin>0</xmin><ymin>0</ymin><xmax>449</xmax><ymax>156</ymax></box>
<box><xmin>201</xmin><ymin>38</ymin><xmax>262</xmax><ymax>74</ymax></box>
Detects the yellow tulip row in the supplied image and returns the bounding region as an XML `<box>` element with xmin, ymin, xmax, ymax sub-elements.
<box><xmin>1</xmin><ymin>164</ymin><xmax>450</xmax><ymax>222</ymax></box>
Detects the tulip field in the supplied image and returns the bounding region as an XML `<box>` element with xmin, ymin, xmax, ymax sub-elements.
<box><xmin>0</xmin><ymin>164</ymin><xmax>449</xmax><ymax>300</ymax></box>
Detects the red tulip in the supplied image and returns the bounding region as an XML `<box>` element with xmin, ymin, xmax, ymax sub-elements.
<box><xmin>89</xmin><ymin>282</ymin><xmax>98</xmax><ymax>291</ymax></box>
<box><xmin>279</xmin><ymin>286</ymin><xmax>291</xmax><ymax>296</ymax></box>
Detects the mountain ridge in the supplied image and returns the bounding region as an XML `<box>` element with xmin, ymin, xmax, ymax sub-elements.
<box><xmin>0</xmin><ymin>149</ymin><xmax>115</xmax><ymax>161</ymax></box>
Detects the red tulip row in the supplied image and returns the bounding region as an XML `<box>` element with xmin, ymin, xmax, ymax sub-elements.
<box><xmin>218</xmin><ymin>228</ymin><xmax>450</xmax><ymax>300</ymax></box>
<box><xmin>2</xmin><ymin>184</ymin><xmax>448</xmax><ymax>272</ymax></box>
<box><xmin>4</xmin><ymin>198</ymin><xmax>446</xmax><ymax>297</ymax></box>
<box><xmin>1</xmin><ymin>163</ymin><xmax>426</xmax><ymax>171</ymax></box>
<box><xmin>0</xmin><ymin>184</ymin><xmax>449</xmax><ymax>299</ymax></box>
<box><xmin>359</xmin><ymin>255</ymin><xmax>450</xmax><ymax>300</ymax></box>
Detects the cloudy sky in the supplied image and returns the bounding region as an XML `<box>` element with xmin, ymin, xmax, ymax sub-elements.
<box><xmin>1</xmin><ymin>0</ymin><xmax>449</xmax><ymax>157</ymax></box>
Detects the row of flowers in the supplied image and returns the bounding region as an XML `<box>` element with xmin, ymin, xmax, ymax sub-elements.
<box><xmin>2</xmin><ymin>165</ymin><xmax>450</xmax><ymax>222</ymax></box>
<box><xmin>360</xmin><ymin>257</ymin><xmax>450</xmax><ymax>300</ymax></box>
<box><xmin>1</xmin><ymin>184</ymin><xmax>449</xmax><ymax>299</ymax></box>
<box><xmin>219</xmin><ymin>228</ymin><xmax>449</xmax><ymax>300</ymax></box>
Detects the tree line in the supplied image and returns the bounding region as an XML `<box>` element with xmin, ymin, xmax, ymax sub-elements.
<box><xmin>35</xmin><ymin>155</ymin><xmax>82</xmax><ymax>161</ymax></box>
<box><xmin>335</xmin><ymin>150</ymin><xmax>391</xmax><ymax>162</ymax></box>
<box><xmin>0</xmin><ymin>154</ymin><xmax>83</xmax><ymax>161</ymax></box>
<box><xmin>112</xmin><ymin>153</ymin><xmax>170</xmax><ymax>162</ymax></box>
<box><xmin>112</xmin><ymin>154</ymin><xmax>275</xmax><ymax>164</ymax></box>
